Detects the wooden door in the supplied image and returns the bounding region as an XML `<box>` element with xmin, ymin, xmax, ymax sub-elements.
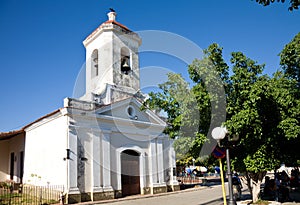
<box><xmin>10</xmin><ymin>152</ymin><xmax>14</xmax><ymax>180</ymax></box>
<box><xmin>121</xmin><ymin>150</ymin><xmax>140</xmax><ymax>196</ymax></box>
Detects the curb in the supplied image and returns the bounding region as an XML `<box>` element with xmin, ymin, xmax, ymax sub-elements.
<box><xmin>237</xmin><ymin>200</ymin><xmax>281</xmax><ymax>205</ymax></box>
<box><xmin>237</xmin><ymin>199</ymin><xmax>300</xmax><ymax>205</ymax></box>
<box><xmin>75</xmin><ymin>185</ymin><xmax>215</xmax><ymax>205</ymax></box>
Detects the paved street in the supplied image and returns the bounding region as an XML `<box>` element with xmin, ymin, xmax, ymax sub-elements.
<box><xmin>77</xmin><ymin>183</ymin><xmax>300</xmax><ymax>205</ymax></box>
<box><xmin>80</xmin><ymin>184</ymin><xmax>229</xmax><ymax>205</ymax></box>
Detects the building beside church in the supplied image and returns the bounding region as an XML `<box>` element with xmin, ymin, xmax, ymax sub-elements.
<box><xmin>0</xmin><ymin>11</ymin><xmax>179</xmax><ymax>203</ymax></box>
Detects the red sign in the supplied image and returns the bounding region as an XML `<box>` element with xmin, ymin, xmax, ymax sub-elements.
<box><xmin>212</xmin><ymin>146</ymin><xmax>226</xmax><ymax>159</ymax></box>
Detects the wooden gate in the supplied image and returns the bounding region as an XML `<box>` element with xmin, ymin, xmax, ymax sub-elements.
<box><xmin>121</xmin><ymin>150</ymin><xmax>140</xmax><ymax>196</ymax></box>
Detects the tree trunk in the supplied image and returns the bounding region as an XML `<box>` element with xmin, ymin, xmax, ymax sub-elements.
<box><xmin>252</xmin><ymin>179</ymin><xmax>262</xmax><ymax>202</ymax></box>
<box><xmin>245</xmin><ymin>171</ymin><xmax>267</xmax><ymax>203</ymax></box>
<box><xmin>245</xmin><ymin>172</ymin><xmax>253</xmax><ymax>199</ymax></box>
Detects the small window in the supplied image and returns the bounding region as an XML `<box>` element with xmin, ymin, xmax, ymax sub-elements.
<box><xmin>126</xmin><ymin>105</ymin><xmax>136</xmax><ymax>118</ymax></box>
<box><xmin>121</xmin><ymin>47</ymin><xmax>131</xmax><ymax>75</ymax></box>
<box><xmin>91</xmin><ymin>49</ymin><xmax>98</xmax><ymax>77</ymax></box>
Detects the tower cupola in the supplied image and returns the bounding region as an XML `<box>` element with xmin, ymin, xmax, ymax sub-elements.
<box><xmin>80</xmin><ymin>10</ymin><xmax>142</xmax><ymax>104</ymax></box>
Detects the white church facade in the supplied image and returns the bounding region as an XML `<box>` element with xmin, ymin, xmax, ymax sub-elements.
<box><xmin>0</xmin><ymin>11</ymin><xmax>179</xmax><ymax>203</ymax></box>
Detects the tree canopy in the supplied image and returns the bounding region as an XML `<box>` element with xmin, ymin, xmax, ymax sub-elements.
<box><xmin>143</xmin><ymin>32</ymin><xmax>300</xmax><ymax>202</ymax></box>
<box><xmin>280</xmin><ymin>32</ymin><xmax>300</xmax><ymax>88</ymax></box>
<box><xmin>225</xmin><ymin>53</ymin><xmax>300</xmax><ymax>201</ymax></box>
<box><xmin>255</xmin><ymin>0</ymin><xmax>300</xmax><ymax>11</ymax></box>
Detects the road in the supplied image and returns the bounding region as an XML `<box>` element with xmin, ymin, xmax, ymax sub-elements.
<box><xmin>87</xmin><ymin>184</ymin><xmax>235</xmax><ymax>205</ymax></box>
<box><xmin>77</xmin><ymin>184</ymin><xmax>300</xmax><ymax>205</ymax></box>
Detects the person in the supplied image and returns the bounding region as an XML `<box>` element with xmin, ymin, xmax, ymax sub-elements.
<box><xmin>232</xmin><ymin>173</ymin><xmax>243</xmax><ymax>200</ymax></box>
<box><xmin>263</xmin><ymin>177</ymin><xmax>277</xmax><ymax>200</ymax></box>
<box><xmin>185</xmin><ymin>167</ymin><xmax>192</xmax><ymax>178</ymax></box>
<box><xmin>279</xmin><ymin>171</ymin><xmax>290</xmax><ymax>202</ymax></box>
<box><xmin>290</xmin><ymin>168</ymin><xmax>300</xmax><ymax>188</ymax></box>
<box><xmin>263</xmin><ymin>176</ymin><xmax>271</xmax><ymax>195</ymax></box>
<box><xmin>232</xmin><ymin>173</ymin><xmax>243</xmax><ymax>189</ymax></box>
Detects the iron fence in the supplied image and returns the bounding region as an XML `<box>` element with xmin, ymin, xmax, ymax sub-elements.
<box><xmin>177</xmin><ymin>176</ymin><xmax>204</xmax><ymax>184</ymax></box>
<box><xmin>0</xmin><ymin>184</ymin><xmax>64</xmax><ymax>205</ymax></box>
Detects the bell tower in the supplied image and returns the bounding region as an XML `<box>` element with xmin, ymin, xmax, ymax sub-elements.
<box><xmin>81</xmin><ymin>11</ymin><xmax>142</xmax><ymax>104</ymax></box>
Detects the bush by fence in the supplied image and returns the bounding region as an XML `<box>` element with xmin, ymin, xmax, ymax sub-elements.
<box><xmin>0</xmin><ymin>183</ymin><xmax>64</xmax><ymax>205</ymax></box>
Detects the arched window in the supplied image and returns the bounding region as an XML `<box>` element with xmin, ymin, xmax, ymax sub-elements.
<box><xmin>91</xmin><ymin>49</ymin><xmax>98</xmax><ymax>77</ymax></box>
<box><xmin>120</xmin><ymin>47</ymin><xmax>131</xmax><ymax>75</ymax></box>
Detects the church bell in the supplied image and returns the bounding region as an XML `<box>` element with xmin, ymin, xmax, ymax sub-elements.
<box><xmin>121</xmin><ymin>56</ymin><xmax>131</xmax><ymax>74</ymax></box>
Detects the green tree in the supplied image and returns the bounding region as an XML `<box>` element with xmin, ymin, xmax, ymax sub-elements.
<box><xmin>142</xmin><ymin>73</ymin><xmax>204</xmax><ymax>162</ymax></box>
<box><xmin>254</xmin><ymin>0</ymin><xmax>300</xmax><ymax>11</ymax></box>
<box><xmin>143</xmin><ymin>44</ymin><xmax>228</xmax><ymax>163</ymax></box>
<box><xmin>280</xmin><ymin>32</ymin><xmax>300</xmax><ymax>89</ymax></box>
<box><xmin>143</xmin><ymin>39</ymin><xmax>300</xmax><ymax>202</ymax></box>
<box><xmin>225</xmin><ymin>53</ymin><xmax>300</xmax><ymax>201</ymax></box>
<box><xmin>188</xmin><ymin>43</ymin><xmax>229</xmax><ymax>158</ymax></box>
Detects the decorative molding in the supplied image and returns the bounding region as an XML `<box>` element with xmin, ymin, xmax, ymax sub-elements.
<box><xmin>64</xmin><ymin>97</ymin><xmax>101</xmax><ymax>111</ymax></box>
<box><xmin>115</xmin><ymin>145</ymin><xmax>145</xmax><ymax>190</ymax></box>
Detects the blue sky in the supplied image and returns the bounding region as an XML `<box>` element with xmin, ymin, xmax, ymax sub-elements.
<box><xmin>0</xmin><ymin>0</ymin><xmax>299</xmax><ymax>132</ymax></box>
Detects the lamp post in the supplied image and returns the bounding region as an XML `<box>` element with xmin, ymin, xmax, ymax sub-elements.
<box><xmin>212</xmin><ymin>127</ymin><xmax>236</xmax><ymax>205</ymax></box>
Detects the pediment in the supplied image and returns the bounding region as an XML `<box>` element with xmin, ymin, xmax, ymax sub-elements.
<box><xmin>96</xmin><ymin>98</ymin><xmax>166</xmax><ymax>126</ymax></box>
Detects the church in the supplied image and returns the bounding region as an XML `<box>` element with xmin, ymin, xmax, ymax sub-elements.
<box><xmin>0</xmin><ymin>11</ymin><xmax>179</xmax><ymax>203</ymax></box>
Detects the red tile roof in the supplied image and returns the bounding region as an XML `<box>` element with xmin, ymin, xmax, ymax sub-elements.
<box><xmin>23</xmin><ymin>109</ymin><xmax>61</xmax><ymax>130</ymax></box>
<box><xmin>0</xmin><ymin>109</ymin><xmax>61</xmax><ymax>141</ymax></box>
<box><xmin>0</xmin><ymin>129</ymin><xmax>24</xmax><ymax>141</ymax></box>
<box><xmin>104</xmin><ymin>20</ymin><xmax>131</xmax><ymax>31</ymax></box>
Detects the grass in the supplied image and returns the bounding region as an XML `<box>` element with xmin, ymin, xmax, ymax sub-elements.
<box><xmin>252</xmin><ymin>199</ymin><xmax>271</xmax><ymax>205</ymax></box>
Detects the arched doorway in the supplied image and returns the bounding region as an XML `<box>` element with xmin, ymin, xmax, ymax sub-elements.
<box><xmin>121</xmin><ymin>149</ymin><xmax>140</xmax><ymax>196</ymax></box>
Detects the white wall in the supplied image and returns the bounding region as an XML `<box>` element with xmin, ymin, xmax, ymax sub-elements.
<box><xmin>0</xmin><ymin>140</ymin><xmax>9</xmax><ymax>181</ymax></box>
<box><xmin>76</xmin><ymin>128</ymin><xmax>93</xmax><ymax>193</ymax></box>
<box><xmin>23</xmin><ymin>114</ymin><xmax>68</xmax><ymax>187</ymax></box>
<box><xmin>9</xmin><ymin>134</ymin><xmax>25</xmax><ymax>182</ymax></box>
<box><xmin>83</xmin><ymin>31</ymin><xmax>114</xmax><ymax>101</ymax></box>
<box><xmin>66</xmin><ymin>99</ymin><xmax>170</xmax><ymax>194</ymax></box>
<box><xmin>0</xmin><ymin>133</ymin><xmax>25</xmax><ymax>182</ymax></box>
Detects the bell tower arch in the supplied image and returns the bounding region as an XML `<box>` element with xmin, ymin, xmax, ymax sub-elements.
<box><xmin>81</xmin><ymin>11</ymin><xmax>142</xmax><ymax>104</ymax></box>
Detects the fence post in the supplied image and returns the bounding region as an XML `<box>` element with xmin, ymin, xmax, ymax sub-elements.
<box><xmin>60</xmin><ymin>192</ymin><xmax>65</xmax><ymax>205</ymax></box>
<box><xmin>8</xmin><ymin>183</ymin><xmax>13</xmax><ymax>205</ymax></box>
<box><xmin>39</xmin><ymin>186</ymin><xmax>43</xmax><ymax>205</ymax></box>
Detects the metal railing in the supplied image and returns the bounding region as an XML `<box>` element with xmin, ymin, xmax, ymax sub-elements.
<box><xmin>0</xmin><ymin>184</ymin><xmax>64</xmax><ymax>205</ymax></box>
<box><xmin>177</xmin><ymin>176</ymin><xmax>204</xmax><ymax>184</ymax></box>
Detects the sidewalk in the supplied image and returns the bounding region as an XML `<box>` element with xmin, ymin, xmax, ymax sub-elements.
<box><xmin>178</xmin><ymin>178</ymin><xmax>300</xmax><ymax>205</ymax></box>
<box><xmin>237</xmin><ymin>188</ymin><xmax>300</xmax><ymax>205</ymax></box>
<box><xmin>74</xmin><ymin>185</ymin><xmax>209</xmax><ymax>205</ymax></box>
<box><xmin>74</xmin><ymin>180</ymin><xmax>300</xmax><ymax>205</ymax></box>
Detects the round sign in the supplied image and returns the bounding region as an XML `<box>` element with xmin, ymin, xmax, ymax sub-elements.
<box><xmin>212</xmin><ymin>146</ymin><xmax>226</xmax><ymax>159</ymax></box>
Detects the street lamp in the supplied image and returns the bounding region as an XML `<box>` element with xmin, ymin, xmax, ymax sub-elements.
<box><xmin>212</xmin><ymin>127</ymin><xmax>237</xmax><ymax>205</ymax></box>
<box><xmin>192</xmin><ymin>158</ymin><xmax>195</xmax><ymax>167</ymax></box>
